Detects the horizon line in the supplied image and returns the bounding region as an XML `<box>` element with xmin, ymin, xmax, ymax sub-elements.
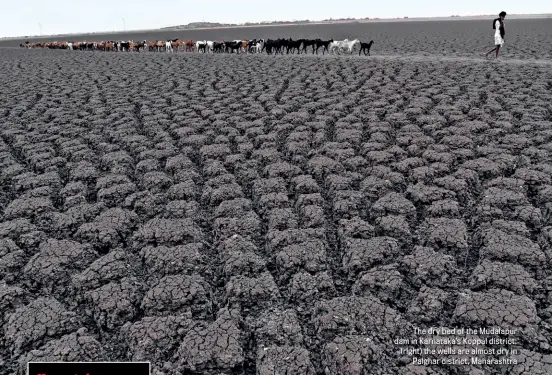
<box><xmin>2</xmin><ymin>12</ymin><xmax>551</xmax><ymax>40</ymax></box>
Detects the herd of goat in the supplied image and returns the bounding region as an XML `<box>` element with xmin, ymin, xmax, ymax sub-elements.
<box><xmin>20</xmin><ymin>38</ymin><xmax>375</xmax><ymax>55</ymax></box>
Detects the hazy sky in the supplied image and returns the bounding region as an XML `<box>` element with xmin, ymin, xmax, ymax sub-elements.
<box><xmin>1</xmin><ymin>0</ymin><xmax>549</xmax><ymax>37</ymax></box>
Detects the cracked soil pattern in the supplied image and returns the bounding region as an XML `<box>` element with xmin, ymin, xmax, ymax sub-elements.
<box><xmin>1</xmin><ymin>18</ymin><xmax>552</xmax><ymax>375</ymax></box>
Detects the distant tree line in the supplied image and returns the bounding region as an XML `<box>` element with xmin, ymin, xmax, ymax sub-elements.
<box><xmin>162</xmin><ymin>17</ymin><xmax>372</xmax><ymax>29</ymax></box>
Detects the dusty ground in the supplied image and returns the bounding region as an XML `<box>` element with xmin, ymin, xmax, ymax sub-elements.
<box><xmin>1</xmin><ymin>19</ymin><xmax>551</xmax><ymax>59</ymax></box>
<box><xmin>1</xmin><ymin>19</ymin><xmax>552</xmax><ymax>375</ymax></box>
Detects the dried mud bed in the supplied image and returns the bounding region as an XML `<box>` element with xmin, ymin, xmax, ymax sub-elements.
<box><xmin>1</xmin><ymin>48</ymin><xmax>552</xmax><ymax>375</ymax></box>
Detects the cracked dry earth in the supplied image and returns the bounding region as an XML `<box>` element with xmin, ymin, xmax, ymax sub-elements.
<box><xmin>1</xmin><ymin>46</ymin><xmax>552</xmax><ymax>375</ymax></box>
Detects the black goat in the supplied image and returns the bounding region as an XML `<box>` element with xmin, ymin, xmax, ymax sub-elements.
<box><xmin>301</xmin><ymin>39</ymin><xmax>317</xmax><ymax>54</ymax></box>
<box><xmin>287</xmin><ymin>38</ymin><xmax>303</xmax><ymax>54</ymax></box>
<box><xmin>359</xmin><ymin>40</ymin><xmax>374</xmax><ymax>56</ymax></box>
<box><xmin>315</xmin><ymin>39</ymin><xmax>333</xmax><ymax>55</ymax></box>
<box><xmin>225</xmin><ymin>41</ymin><xmax>241</xmax><ymax>53</ymax></box>
<box><xmin>213</xmin><ymin>41</ymin><xmax>225</xmax><ymax>53</ymax></box>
